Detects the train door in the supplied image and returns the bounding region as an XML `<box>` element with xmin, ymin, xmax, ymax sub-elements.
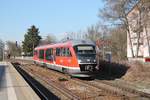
<box><xmin>45</xmin><ymin>48</ymin><xmax>56</xmax><ymax>69</ymax></box>
<box><xmin>55</xmin><ymin>48</ymin><xmax>62</xmax><ymax>71</ymax></box>
<box><xmin>45</xmin><ymin>48</ymin><xmax>54</xmax><ymax>63</ymax></box>
<box><xmin>53</xmin><ymin>48</ymin><xmax>56</xmax><ymax>64</ymax></box>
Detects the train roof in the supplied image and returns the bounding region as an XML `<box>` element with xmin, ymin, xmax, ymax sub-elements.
<box><xmin>34</xmin><ymin>39</ymin><xmax>95</xmax><ymax>50</ymax></box>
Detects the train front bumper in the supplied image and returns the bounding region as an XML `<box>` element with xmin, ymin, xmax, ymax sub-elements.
<box><xmin>68</xmin><ymin>68</ymin><xmax>95</xmax><ymax>77</ymax></box>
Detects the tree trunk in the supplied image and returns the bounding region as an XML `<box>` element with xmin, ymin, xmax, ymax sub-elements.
<box><xmin>145</xmin><ymin>26</ymin><xmax>150</xmax><ymax>56</ymax></box>
<box><xmin>136</xmin><ymin>31</ymin><xmax>140</xmax><ymax>57</ymax></box>
<box><xmin>125</xmin><ymin>17</ymin><xmax>135</xmax><ymax>58</ymax></box>
<box><xmin>32</xmin><ymin>42</ymin><xmax>34</xmax><ymax>56</ymax></box>
<box><xmin>136</xmin><ymin>9</ymin><xmax>143</xmax><ymax>58</ymax></box>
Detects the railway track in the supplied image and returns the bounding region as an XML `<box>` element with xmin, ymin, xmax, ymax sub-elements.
<box><xmin>21</xmin><ymin>64</ymin><xmax>131</xmax><ymax>99</ymax></box>
<box><xmin>11</xmin><ymin>62</ymin><xmax>59</xmax><ymax>100</ymax></box>
<box><xmin>20</xmin><ymin>64</ymin><xmax>107</xmax><ymax>99</ymax></box>
<box><xmin>71</xmin><ymin>77</ymin><xmax>150</xmax><ymax>99</ymax></box>
<box><xmin>12</xmin><ymin>62</ymin><xmax>80</xmax><ymax>100</ymax></box>
<box><xmin>73</xmin><ymin>79</ymin><xmax>138</xmax><ymax>98</ymax></box>
<box><xmin>96</xmin><ymin>80</ymin><xmax>150</xmax><ymax>99</ymax></box>
<box><xmin>12</xmin><ymin>59</ymin><xmax>150</xmax><ymax>100</ymax></box>
<box><xmin>24</xmin><ymin>66</ymin><xmax>80</xmax><ymax>99</ymax></box>
<box><xmin>15</xmin><ymin>61</ymin><xmax>124</xmax><ymax>99</ymax></box>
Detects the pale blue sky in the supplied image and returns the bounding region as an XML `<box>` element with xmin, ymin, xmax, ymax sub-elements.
<box><xmin>0</xmin><ymin>0</ymin><xmax>104</xmax><ymax>43</ymax></box>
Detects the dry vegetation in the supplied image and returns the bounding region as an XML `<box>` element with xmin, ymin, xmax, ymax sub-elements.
<box><xmin>98</xmin><ymin>60</ymin><xmax>150</xmax><ymax>87</ymax></box>
<box><xmin>123</xmin><ymin>61</ymin><xmax>150</xmax><ymax>84</ymax></box>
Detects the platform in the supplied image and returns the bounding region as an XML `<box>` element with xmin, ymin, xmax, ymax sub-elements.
<box><xmin>0</xmin><ymin>62</ymin><xmax>40</xmax><ymax>100</ymax></box>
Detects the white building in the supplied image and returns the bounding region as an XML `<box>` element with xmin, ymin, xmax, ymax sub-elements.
<box><xmin>127</xmin><ymin>0</ymin><xmax>150</xmax><ymax>62</ymax></box>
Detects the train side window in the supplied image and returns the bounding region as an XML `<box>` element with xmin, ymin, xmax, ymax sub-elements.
<box><xmin>39</xmin><ymin>49</ymin><xmax>44</xmax><ymax>59</ymax></box>
<box><xmin>62</xmin><ymin>48</ymin><xmax>66</xmax><ymax>56</ymax></box>
<box><xmin>66</xmin><ymin>48</ymin><xmax>72</xmax><ymax>57</ymax></box>
<box><xmin>46</xmin><ymin>48</ymin><xmax>53</xmax><ymax>61</ymax></box>
<box><xmin>56</xmin><ymin>48</ymin><xmax>61</xmax><ymax>56</ymax></box>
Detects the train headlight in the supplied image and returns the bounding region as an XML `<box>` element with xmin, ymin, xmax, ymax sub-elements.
<box><xmin>94</xmin><ymin>59</ymin><xmax>96</xmax><ymax>62</ymax></box>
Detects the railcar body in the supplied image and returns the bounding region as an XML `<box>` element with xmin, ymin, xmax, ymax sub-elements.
<box><xmin>33</xmin><ymin>40</ymin><xmax>97</xmax><ymax>77</ymax></box>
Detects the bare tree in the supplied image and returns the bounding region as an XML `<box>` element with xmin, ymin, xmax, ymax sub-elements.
<box><xmin>99</xmin><ymin>0</ymin><xmax>138</xmax><ymax>58</ymax></box>
<box><xmin>6</xmin><ymin>41</ymin><xmax>21</xmax><ymax>58</ymax></box>
<box><xmin>110</xmin><ymin>26</ymin><xmax>127</xmax><ymax>60</ymax></box>
<box><xmin>127</xmin><ymin>0</ymin><xmax>150</xmax><ymax>57</ymax></box>
<box><xmin>85</xmin><ymin>24</ymin><xmax>102</xmax><ymax>42</ymax></box>
<box><xmin>60</xmin><ymin>31</ymin><xmax>84</xmax><ymax>41</ymax></box>
<box><xmin>39</xmin><ymin>34</ymin><xmax>56</xmax><ymax>45</ymax></box>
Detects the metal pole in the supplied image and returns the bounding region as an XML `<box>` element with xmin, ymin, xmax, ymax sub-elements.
<box><xmin>0</xmin><ymin>40</ymin><xmax>4</xmax><ymax>61</ymax></box>
<box><xmin>102</xmin><ymin>32</ymin><xmax>105</xmax><ymax>60</ymax></box>
<box><xmin>3</xmin><ymin>43</ymin><xmax>5</xmax><ymax>61</ymax></box>
<box><xmin>1</xmin><ymin>40</ymin><xmax>4</xmax><ymax>61</ymax></box>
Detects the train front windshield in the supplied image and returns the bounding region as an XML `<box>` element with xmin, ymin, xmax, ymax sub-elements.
<box><xmin>73</xmin><ymin>45</ymin><xmax>96</xmax><ymax>58</ymax></box>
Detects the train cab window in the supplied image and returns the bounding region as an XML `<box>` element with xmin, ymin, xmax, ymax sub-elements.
<box><xmin>61</xmin><ymin>48</ymin><xmax>66</xmax><ymax>56</ymax></box>
<box><xmin>66</xmin><ymin>48</ymin><xmax>72</xmax><ymax>57</ymax></box>
<box><xmin>61</xmin><ymin>48</ymin><xmax>72</xmax><ymax>57</ymax></box>
<box><xmin>46</xmin><ymin>48</ymin><xmax>53</xmax><ymax>61</ymax></box>
<box><xmin>56</xmin><ymin>48</ymin><xmax>61</xmax><ymax>56</ymax></box>
<box><xmin>39</xmin><ymin>49</ymin><xmax>44</xmax><ymax>59</ymax></box>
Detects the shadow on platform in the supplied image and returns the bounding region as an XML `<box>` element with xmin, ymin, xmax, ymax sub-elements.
<box><xmin>0</xmin><ymin>65</ymin><xmax>6</xmax><ymax>91</ymax></box>
<box><xmin>95</xmin><ymin>60</ymin><xmax>129</xmax><ymax>80</ymax></box>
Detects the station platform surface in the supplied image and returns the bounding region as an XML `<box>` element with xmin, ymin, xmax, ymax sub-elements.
<box><xmin>0</xmin><ymin>62</ymin><xmax>40</xmax><ymax>100</ymax></box>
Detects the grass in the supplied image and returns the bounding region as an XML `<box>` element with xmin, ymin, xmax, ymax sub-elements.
<box><xmin>58</xmin><ymin>77</ymin><xmax>68</xmax><ymax>82</ymax></box>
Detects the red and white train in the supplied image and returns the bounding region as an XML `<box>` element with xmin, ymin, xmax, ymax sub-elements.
<box><xmin>33</xmin><ymin>40</ymin><xmax>97</xmax><ymax>77</ymax></box>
